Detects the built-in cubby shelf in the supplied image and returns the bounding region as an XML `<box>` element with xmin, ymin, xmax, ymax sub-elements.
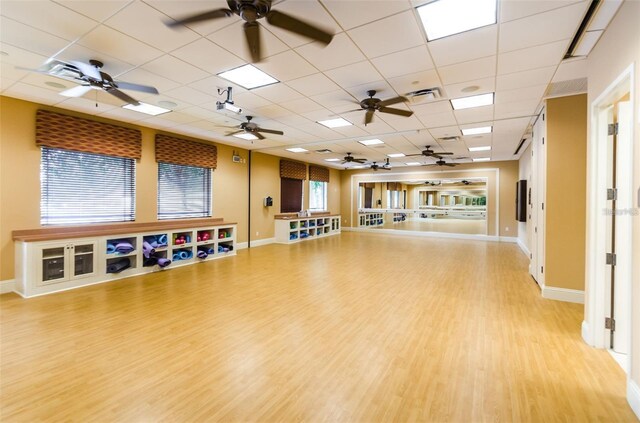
<box><xmin>358</xmin><ymin>212</ymin><xmax>384</xmax><ymax>227</ymax></box>
<box><xmin>13</xmin><ymin>219</ymin><xmax>236</xmax><ymax>298</ymax></box>
<box><xmin>275</xmin><ymin>215</ymin><xmax>341</xmax><ymax>244</ymax></box>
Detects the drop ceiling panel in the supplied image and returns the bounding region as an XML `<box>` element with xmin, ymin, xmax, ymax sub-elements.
<box><xmin>383</xmin><ymin>115</ymin><xmax>424</xmax><ymax>132</ymax></box>
<box><xmin>190</xmin><ymin>75</ymin><xmax>247</xmax><ymax>97</ymax></box>
<box><xmin>171</xmin><ymin>38</ymin><xmax>244</xmax><ymax>74</ymax></box>
<box><xmin>252</xmin><ymin>83</ymin><xmax>303</xmax><ymax>103</ymax></box>
<box><xmin>428</xmin><ymin>25</ymin><xmax>498</xmax><ymax>67</ymax></box>
<box><xmin>438</xmin><ymin>56</ymin><xmax>497</xmax><ymax>85</ymax></box>
<box><xmin>141</xmin><ymin>55</ymin><xmax>210</xmax><ymax>85</ymax></box>
<box><xmin>54</xmin><ymin>44</ymin><xmax>135</xmax><ymax>77</ymax></box>
<box><xmin>146</xmin><ymin>0</ymin><xmax>241</xmax><ymax>36</ymax></box>
<box><xmin>416</xmin><ymin>110</ymin><xmax>458</xmax><ymax>129</ymax></box>
<box><xmin>295</xmin><ymin>33</ymin><xmax>365</xmax><ymax>71</ymax></box>
<box><xmin>386</xmin><ymin>69</ymin><xmax>441</xmax><ymax>96</ymax></box>
<box><xmin>428</xmin><ymin>126</ymin><xmax>461</xmax><ymax>139</ymax></box>
<box><xmin>495</xmin><ymin>84</ymin><xmax>547</xmax><ymax>104</ymax></box>
<box><xmin>324</xmin><ymin>61</ymin><xmax>384</xmax><ymax>89</ymax></box>
<box><xmin>453</xmin><ymin>105</ymin><xmax>494</xmax><ymax>125</ymax></box>
<box><xmin>500</xmin><ymin>0</ymin><xmax>586</xmax><ymax>23</ymax></box>
<box><xmin>497</xmin><ymin>39</ymin><xmax>568</xmax><ymax>75</ymax></box>
<box><xmin>165</xmin><ymin>86</ymin><xmax>217</xmax><ymax>106</ymax></box>
<box><xmin>1</xmin><ymin>17</ymin><xmax>71</xmax><ymax>57</ymax></box>
<box><xmin>57</xmin><ymin>0</ymin><xmax>131</xmax><ymax>22</ymax></box>
<box><xmin>0</xmin><ymin>43</ymin><xmax>48</xmax><ymax>72</ymax></box>
<box><xmin>285</xmin><ymin>73</ymin><xmax>340</xmax><ymax>97</ymax></box>
<box><xmin>309</xmin><ymin>89</ymin><xmax>358</xmax><ymax>112</ymax></box>
<box><xmin>263</xmin><ymin>1</ymin><xmax>338</xmax><ymax>48</ymax></box>
<box><xmin>347</xmin><ymin>11</ymin><xmax>425</xmax><ymax>58</ymax></box>
<box><xmin>321</xmin><ymin>0</ymin><xmax>412</xmax><ymax>30</ymax></box>
<box><xmin>98</xmin><ymin>106</ymin><xmax>149</xmax><ymax>123</ymax></box>
<box><xmin>494</xmin><ymin>98</ymin><xmax>540</xmax><ymax>119</ymax></box>
<box><xmin>254</xmin><ymin>104</ymin><xmax>293</xmax><ymax>119</ymax></box>
<box><xmin>56</xmin><ymin>92</ymin><xmax>120</xmax><ymax>112</ymax></box>
<box><xmin>344</xmin><ymin>81</ymin><xmax>396</xmax><ymax>101</ymax></box>
<box><xmin>552</xmin><ymin>58</ymin><xmax>588</xmax><ymax>82</ymax></box>
<box><xmin>3</xmin><ymin>81</ymin><xmax>68</xmax><ymax>105</ymax></box>
<box><xmin>443</xmin><ymin>77</ymin><xmax>495</xmax><ymax>99</ymax></box>
<box><xmin>493</xmin><ymin>116</ymin><xmax>531</xmax><ymax>134</ymax></box>
<box><xmin>117</xmin><ymin>67</ymin><xmax>182</xmax><ymax>93</ymax></box>
<box><xmin>231</xmin><ymin>91</ymin><xmax>272</xmax><ymax>109</ymax></box>
<box><xmin>370</xmin><ymin>45</ymin><xmax>434</xmax><ymax>79</ymax></box>
<box><xmin>207</xmin><ymin>23</ymin><xmax>289</xmax><ymax>62</ymax></box>
<box><xmin>496</xmin><ymin>66</ymin><xmax>556</xmax><ymax>91</ymax></box>
<box><xmin>78</xmin><ymin>25</ymin><xmax>164</xmax><ymax>66</ymax></box>
<box><xmin>498</xmin><ymin>2</ymin><xmax>588</xmax><ymax>53</ymax></box>
<box><xmin>280</xmin><ymin>97</ymin><xmax>324</xmax><ymax>114</ymax></box>
<box><xmin>254</xmin><ymin>50</ymin><xmax>317</xmax><ymax>82</ymax></box>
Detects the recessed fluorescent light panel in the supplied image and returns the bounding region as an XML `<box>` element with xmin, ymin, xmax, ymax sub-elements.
<box><xmin>217</xmin><ymin>64</ymin><xmax>279</xmax><ymax>90</ymax></box>
<box><xmin>387</xmin><ymin>153</ymin><xmax>406</xmax><ymax>158</ymax></box>
<box><xmin>468</xmin><ymin>146</ymin><xmax>492</xmax><ymax>152</ymax></box>
<box><xmin>286</xmin><ymin>147</ymin><xmax>308</xmax><ymax>153</ymax></box>
<box><xmin>317</xmin><ymin>118</ymin><xmax>352</xmax><ymax>128</ymax></box>
<box><xmin>405</xmin><ymin>162</ymin><xmax>422</xmax><ymax>166</ymax></box>
<box><xmin>416</xmin><ymin>0</ymin><xmax>497</xmax><ymax>41</ymax></box>
<box><xmin>461</xmin><ymin>126</ymin><xmax>492</xmax><ymax>136</ymax></box>
<box><xmin>122</xmin><ymin>102</ymin><xmax>171</xmax><ymax>116</ymax></box>
<box><xmin>233</xmin><ymin>133</ymin><xmax>259</xmax><ymax>141</ymax></box>
<box><xmin>473</xmin><ymin>157</ymin><xmax>491</xmax><ymax>162</ymax></box>
<box><xmin>358</xmin><ymin>139</ymin><xmax>384</xmax><ymax>146</ymax></box>
<box><xmin>450</xmin><ymin>93</ymin><xmax>494</xmax><ymax>110</ymax></box>
<box><xmin>325</xmin><ymin>158</ymin><xmax>341</xmax><ymax>162</ymax></box>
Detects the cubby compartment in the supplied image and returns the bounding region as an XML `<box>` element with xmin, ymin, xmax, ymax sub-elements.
<box><xmin>143</xmin><ymin>234</ymin><xmax>169</xmax><ymax>250</ymax></box>
<box><xmin>172</xmin><ymin>247</ymin><xmax>193</xmax><ymax>262</ymax></box>
<box><xmin>275</xmin><ymin>215</ymin><xmax>341</xmax><ymax>244</ymax></box>
<box><xmin>217</xmin><ymin>227</ymin><xmax>233</xmax><ymax>240</ymax></box>
<box><xmin>196</xmin><ymin>244</ymin><xmax>216</xmax><ymax>259</ymax></box>
<box><xmin>106</xmin><ymin>256</ymin><xmax>135</xmax><ymax>274</ymax></box>
<box><xmin>196</xmin><ymin>230</ymin><xmax>214</xmax><ymax>244</ymax></box>
<box><xmin>172</xmin><ymin>232</ymin><xmax>192</xmax><ymax>246</ymax></box>
<box><xmin>217</xmin><ymin>241</ymin><xmax>234</xmax><ymax>255</ymax></box>
<box><xmin>290</xmin><ymin>221</ymin><xmax>298</xmax><ymax>230</ymax></box>
<box><xmin>106</xmin><ymin>237</ymin><xmax>136</xmax><ymax>256</ymax></box>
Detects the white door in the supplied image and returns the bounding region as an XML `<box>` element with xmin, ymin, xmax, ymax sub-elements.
<box><xmin>529</xmin><ymin>109</ymin><xmax>546</xmax><ymax>287</ymax></box>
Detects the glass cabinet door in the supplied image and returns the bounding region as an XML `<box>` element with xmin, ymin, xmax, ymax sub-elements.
<box><xmin>73</xmin><ymin>243</ymin><xmax>94</xmax><ymax>277</ymax></box>
<box><xmin>41</xmin><ymin>247</ymin><xmax>66</xmax><ymax>282</ymax></box>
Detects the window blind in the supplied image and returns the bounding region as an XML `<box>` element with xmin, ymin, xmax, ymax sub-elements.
<box><xmin>281</xmin><ymin>178</ymin><xmax>303</xmax><ymax>213</ymax></box>
<box><xmin>41</xmin><ymin>147</ymin><xmax>135</xmax><ymax>225</ymax></box>
<box><xmin>157</xmin><ymin>162</ymin><xmax>211</xmax><ymax>219</ymax></box>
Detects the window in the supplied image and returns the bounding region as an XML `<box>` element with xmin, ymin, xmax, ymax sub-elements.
<box><xmin>387</xmin><ymin>189</ymin><xmax>400</xmax><ymax>208</ymax></box>
<box><xmin>309</xmin><ymin>180</ymin><xmax>327</xmax><ymax>211</ymax></box>
<box><xmin>41</xmin><ymin>147</ymin><xmax>135</xmax><ymax>225</ymax></box>
<box><xmin>157</xmin><ymin>162</ymin><xmax>211</xmax><ymax>219</ymax></box>
<box><xmin>281</xmin><ymin>178</ymin><xmax>303</xmax><ymax>213</ymax></box>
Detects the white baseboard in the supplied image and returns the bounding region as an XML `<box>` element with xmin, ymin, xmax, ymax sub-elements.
<box><xmin>542</xmin><ymin>286</ymin><xmax>585</xmax><ymax>304</ymax></box>
<box><xmin>517</xmin><ymin>238</ymin><xmax>531</xmax><ymax>258</ymax></box>
<box><xmin>499</xmin><ymin>236</ymin><xmax>518</xmax><ymax>243</ymax></box>
<box><xmin>0</xmin><ymin>279</ymin><xmax>15</xmax><ymax>295</ymax></box>
<box><xmin>581</xmin><ymin>320</ymin><xmax>593</xmax><ymax>346</ymax></box>
<box><xmin>238</xmin><ymin>238</ymin><xmax>276</xmax><ymax>250</ymax></box>
<box><xmin>343</xmin><ymin>227</ymin><xmax>504</xmax><ymax>242</ymax></box>
<box><xmin>236</xmin><ymin>242</ymin><xmax>248</xmax><ymax>250</ymax></box>
<box><xmin>627</xmin><ymin>378</ymin><xmax>640</xmax><ymax>420</ymax></box>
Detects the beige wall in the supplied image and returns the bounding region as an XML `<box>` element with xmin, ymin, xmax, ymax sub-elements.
<box><xmin>518</xmin><ymin>143</ymin><xmax>532</xmax><ymax>252</ymax></box>
<box><xmin>340</xmin><ymin>160</ymin><xmax>518</xmax><ymax>237</ymax></box>
<box><xmin>587</xmin><ymin>0</ymin><xmax>640</xmax><ymax>386</ymax></box>
<box><xmin>544</xmin><ymin>94</ymin><xmax>587</xmax><ymax>291</ymax></box>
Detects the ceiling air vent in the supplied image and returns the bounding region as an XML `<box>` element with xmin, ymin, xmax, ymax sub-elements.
<box><xmin>545</xmin><ymin>78</ymin><xmax>587</xmax><ymax>98</ymax></box>
<box><xmin>315</xmin><ymin>149</ymin><xmax>332</xmax><ymax>154</ymax></box>
<box><xmin>438</xmin><ymin>136</ymin><xmax>460</xmax><ymax>142</ymax></box>
<box><xmin>407</xmin><ymin>87</ymin><xmax>441</xmax><ymax>105</ymax></box>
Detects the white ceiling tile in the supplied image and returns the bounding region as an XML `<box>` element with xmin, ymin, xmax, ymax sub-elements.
<box><xmin>493</xmin><ymin>116</ymin><xmax>531</xmax><ymax>135</ymax></box>
<box><xmin>347</xmin><ymin>11</ymin><xmax>424</xmax><ymax>58</ymax></box>
<box><xmin>153</xmin><ymin>111</ymin><xmax>201</xmax><ymax>125</ymax></box>
<box><xmin>171</xmin><ymin>38</ymin><xmax>244</xmax><ymax>74</ymax></box>
<box><xmin>190</xmin><ymin>75</ymin><xmax>247</xmax><ymax>97</ymax></box>
<box><xmin>453</xmin><ymin>105</ymin><xmax>494</xmax><ymax>125</ymax></box>
<box><xmin>254</xmin><ymin>104</ymin><xmax>293</xmax><ymax>119</ymax></box>
<box><xmin>97</xmin><ymin>105</ymin><xmax>148</xmax><ymax>123</ymax></box>
<box><xmin>411</xmin><ymin>99</ymin><xmax>453</xmax><ymax>115</ymax></box>
<box><xmin>78</xmin><ymin>25</ymin><xmax>164</xmax><ymax>66</ymax></box>
<box><xmin>387</xmin><ymin>69</ymin><xmax>440</xmax><ymax>95</ymax></box>
<box><xmin>280</xmin><ymin>97</ymin><xmax>324</xmax><ymax>113</ymax></box>
<box><xmin>494</xmin><ymin>98</ymin><xmax>540</xmax><ymax>119</ymax></box>
<box><xmin>254</xmin><ymin>50</ymin><xmax>317</xmax><ymax>82</ymax></box>
<box><xmin>428</xmin><ymin>25</ymin><xmax>497</xmax><ymax>67</ymax></box>
<box><xmin>443</xmin><ymin>77</ymin><xmax>495</xmax><ymax>99</ymax></box>
<box><xmin>402</xmin><ymin>130</ymin><xmax>435</xmax><ymax>146</ymax></box>
<box><xmin>57</xmin><ymin>93</ymin><xmax>122</xmax><ymax>113</ymax></box>
<box><xmin>497</xmin><ymin>39</ymin><xmax>568</xmax><ymax>75</ymax></box>
<box><xmin>1</xmin><ymin>77</ymin><xmax>17</xmax><ymax>92</ymax></box>
<box><xmin>230</xmin><ymin>91</ymin><xmax>272</xmax><ymax>109</ymax></box>
<box><xmin>301</xmin><ymin>108</ymin><xmax>339</xmax><ymax>121</ymax></box>
<box><xmin>134</xmin><ymin>94</ymin><xmax>189</xmax><ymax>111</ymax></box>
<box><xmin>180</xmin><ymin>106</ymin><xmax>222</xmax><ymax>121</ymax></box>
<box><xmin>325</xmin><ymin>61</ymin><xmax>383</xmax><ymax>88</ymax></box>
<box><xmin>382</xmin><ymin>114</ymin><xmax>423</xmax><ymax>131</ymax></box>
<box><xmin>165</xmin><ymin>86</ymin><xmax>217</xmax><ymax>106</ymax></box>
<box><xmin>146</xmin><ymin>0</ymin><xmax>241</xmax><ymax>36</ymax></box>
<box><xmin>344</xmin><ymin>81</ymin><xmax>396</xmax><ymax>102</ymax></box>
<box><xmin>359</xmin><ymin>118</ymin><xmax>395</xmax><ymax>134</ymax></box>
<box><xmin>105</xmin><ymin>1</ymin><xmax>199</xmax><ymax>52</ymax></box>
<box><xmin>321</xmin><ymin>0</ymin><xmax>412</xmax><ymax>30</ymax></box>
<box><xmin>263</xmin><ymin>1</ymin><xmax>338</xmax><ymax>48</ymax></box>
<box><xmin>552</xmin><ymin>57</ymin><xmax>587</xmax><ymax>82</ymax></box>
<box><xmin>116</xmin><ymin>67</ymin><xmax>182</xmax><ymax>93</ymax></box>
<box><xmin>371</xmin><ymin>45</ymin><xmax>434</xmax><ymax>79</ymax></box>
<box><xmin>428</xmin><ymin>126</ymin><xmax>461</xmax><ymax>139</ymax></box>
<box><xmin>295</xmin><ymin>33</ymin><xmax>365</xmax><ymax>71</ymax></box>
<box><xmin>252</xmin><ymin>83</ymin><xmax>303</xmax><ymax>103</ymax></box>
<box><xmin>495</xmin><ymin>84</ymin><xmax>547</xmax><ymax>104</ymax></box>
<box><xmin>207</xmin><ymin>21</ymin><xmax>289</xmax><ymax>62</ymax></box>
<box><xmin>53</xmin><ymin>44</ymin><xmax>135</xmax><ymax>77</ymax></box>
<box><xmin>0</xmin><ymin>17</ymin><xmax>70</xmax><ymax>57</ymax></box>
<box><xmin>500</xmin><ymin>0</ymin><xmax>585</xmax><ymax>23</ymax></box>
<box><xmin>275</xmin><ymin>114</ymin><xmax>313</xmax><ymax>127</ymax></box>
<box><xmin>438</xmin><ymin>56</ymin><xmax>497</xmax><ymax>85</ymax></box>
<box><xmin>285</xmin><ymin>73</ymin><xmax>340</xmax><ymax>97</ymax></box>
<box><xmin>330</xmin><ymin>125</ymin><xmax>370</xmax><ymax>137</ymax></box>
<box><xmin>496</xmin><ymin>66</ymin><xmax>556</xmax><ymax>90</ymax></box>
<box><xmin>3</xmin><ymin>81</ymin><xmax>69</xmax><ymax>105</ymax></box>
<box><xmin>499</xmin><ymin>2</ymin><xmax>589</xmax><ymax>53</ymax></box>
<box><xmin>141</xmin><ymin>55</ymin><xmax>210</xmax><ymax>84</ymax></box>
<box><xmin>2</xmin><ymin>1</ymin><xmax>99</xmax><ymax>41</ymax></box>
<box><xmin>416</xmin><ymin>110</ymin><xmax>457</xmax><ymax>128</ymax></box>
<box><xmin>308</xmin><ymin>89</ymin><xmax>358</xmax><ymax>113</ymax></box>
<box><xmin>0</xmin><ymin>43</ymin><xmax>48</xmax><ymax>71</ymax></box>
<box><xmin>21</xmin><ymin>72</ymin><xmax>76</xmax><ymax>92</ymax></box>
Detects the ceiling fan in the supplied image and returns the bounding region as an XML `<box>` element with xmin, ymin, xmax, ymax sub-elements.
<box><xmin>165</xmin><ymin>0</ymin><xmax>334</xmax><ymax>63</ymax></box>
<box><xmin>369</xmin><ymin>159</ymin><xmax>391</xmax><ymax>171</ymax></box>
<box><xmin>424</xmin><ymin>181</ymin><xmax>441</xmax><ymax>186</ymax></box>
<box><xmin>428</xmin><ymin>159</ymin><xmax>458</xmax><ymax>167</ymax></box>
<box><xmin>26</xmin><ymin>59</ymin><xmax>158</xmax><ymax>105</ymax></box>
<box><xmin>341</xmin><ymin>152</ymin><xmax>367</xmax><ymax>164</ymax></box>
<box><xmin>345</xmin><ymin>90</ymin><xmax>413</xmax><ymax>125</ymax></box>
<box><xmin>224</xmin><ymin>115</ymin><xmax>283</xmax><ymax>139</ymax></box>
<box><xmin>407</xmin><ymin>145</ymin><xmax>453</xmax><ymax>159</ymax></box>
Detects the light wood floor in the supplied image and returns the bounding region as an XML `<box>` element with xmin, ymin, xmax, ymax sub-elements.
<box><xmin>1</xmin><ymin>232</ymin><xmax>636</xmax><ymax>422</ymax></box>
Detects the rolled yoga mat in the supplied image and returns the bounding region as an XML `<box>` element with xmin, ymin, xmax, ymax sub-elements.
<box><xmin>143</xmin><ymin>257</ymin><xmax>158</xmax><ymax>267</ymax></box>
<box><xmin>207</xmin><ymin>247</ymin><xmax>215</xmax><ymax>254</ymax></box>
<box><xmin>179</xmin><ymin>251</ymin><xmax>189</xmax><ymax>260</ymax></box>
<box><xmin>197</xmin><ymin>250</ymin><xmax>208</xmax><ymax>259</ymax></box>
<box><xmin>115</xmin><ymin>242</ymin><xmax>134</xmax><ymax>254</ymax></box>
<box><xmin>107</xmin><ymin>258</ymin><xmax>130</xmax><ymax>273</ymax></box>
<box><xmin>106</xmin><ymin>243</ymin><xmax>117</xmax><ymax>254</ymax></box>
<box><xmin>157</xmin><ymin>258</ymin><xmax>171</xmax><ymax>268</ymax></box>
<box><xmin>157</xmin><ymin>234</ymin><xmax>168</xmax><ymax>247</ymax></box>
<box><xmin>172</xmin><ymin>253</ymin><xmax>180</xmax><ymax>261</ymax></box>
<box><xmin>142</xmin><ymin>241</ymin><xmax>155</xmax><ymax>259</ymax></box>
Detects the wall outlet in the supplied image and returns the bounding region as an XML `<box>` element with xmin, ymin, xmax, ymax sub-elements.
<box><xmin>505</xmin><ymin>227</ymin><xmax>510</xmax><ymax>232</ymax></box>
<box><xmin>255</xmin><ymin>231</ymin><xmax>259</xmax><ymax>236</ymax></box>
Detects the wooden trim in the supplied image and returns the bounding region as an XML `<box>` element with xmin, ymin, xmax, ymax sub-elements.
<box><xmin>13</xmin><ymin>218</ymin><xmax>235</xmax><ymax>242</ymax></box>
<box><xmin>275</xmin><ymin>213</ymin><xmax>339</xmax><ymax>220</ymax></box>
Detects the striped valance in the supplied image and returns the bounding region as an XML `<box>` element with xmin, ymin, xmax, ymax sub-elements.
<box><xmin>387</xmin><ymin>182</ymin><xmax>401</xmax><ymax>191</ymax></box>
<box><xmin>36</xmin><ymin>109</ymin><xmax>141</xmax><ymax>159</ymax></box>
<box><xmin>280</xmin><ymin>160</ymin><xmax>306</xmax><ymax>180</ymax></box>
<box><xmin>309</xmin><ymin>165</ymin><xmax>329</xmax><ymax>182</ymax></box>
<box><xmin>155</xmin><ymin>134</ymin><xmax>217</xmax><ymax>169</ymax></box>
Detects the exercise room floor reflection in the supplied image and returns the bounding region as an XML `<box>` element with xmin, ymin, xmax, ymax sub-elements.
<box><xmin>372</xmin><ymin>218</ymin><xmax>486</xmax><ymax>234</ymax></box>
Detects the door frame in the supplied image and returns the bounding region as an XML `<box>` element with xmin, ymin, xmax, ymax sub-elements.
<box><xmin>584</xmin><ymin>64</ymin><xmax>635</xmax><ymax>374</ymax></box>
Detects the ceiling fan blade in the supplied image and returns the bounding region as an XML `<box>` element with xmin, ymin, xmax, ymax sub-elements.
<box><xmin>444</xmin><ymin>163</ymin><xmax>457</xmax><ymax>167</ymax></box>
<box><xmin>378</xmin><ymin>96</ymin><xmax>407</xmax><ymax>107</ymax></box>
<box><xmin>116</xmin><ymin>81</ymin><xmax>159</xmax><ymax>94</ymax></box>
<box><xmin>437</xmin><ymin>152</ymin><xmax>454</xmax><ymax>155</ymax></box>
<box><xmin>266</xmin><ymin>10</ymin><xmax>333</xmax><ymax>44</ymax></box>
<box><xmin>379</xmin><ymin>106</ymin><xmax>413</xmax><ymax>117</ymax></box>
<box><xmin>364</xmin><ymin>109</ymin><xmax>374</xmax><ymax>125</ymax></box>
<box><xmin>166</xmin><ymin>9</ymin><xmax>233</xmax><ymax>27</ymax></box>
<box><xmin>244</xmin><ymin>22</ymin><xmax>262</xmax><ymax>63</ymax></box>
<box><xmin>254</xmin><ymin>131</ymin><xmax>266</xmax><ymax>140</ymax></box>
<box><xmin>226</xmin><ymin>130</ymin><xmax>244</xmax><ymax>136</ymax></box>
<box><xmin>354</xmin><ymin>159</ymin><xmax>367</xmax><ymax>163</ymax></box>
<box><xmin>69</xmin><ymin>60</ymin><xmax>102</xmax><ymax>80</ymax></box>
<box><xmin>257</xmin><ymin>128</ymin><xmax>284</xmax><ymax>135</ymax></box>
<box><xmin>406</xmin><ymin>153</ymin><xmax>426</xmax><ymax>157</ymax></box>
<box><xmin>380</xmin><ymin>167</ymin><xmax>392</xmax><ymax>170</ymax></box>
<box><xmin>59</xmin><ymin>85</ymin><xmax>94</xmax><ymax>98</ymax></box>
<box><xmin>107</xmin><ymin>88</ymin><xmax>140</xmax><ymax>105</ymax></box>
